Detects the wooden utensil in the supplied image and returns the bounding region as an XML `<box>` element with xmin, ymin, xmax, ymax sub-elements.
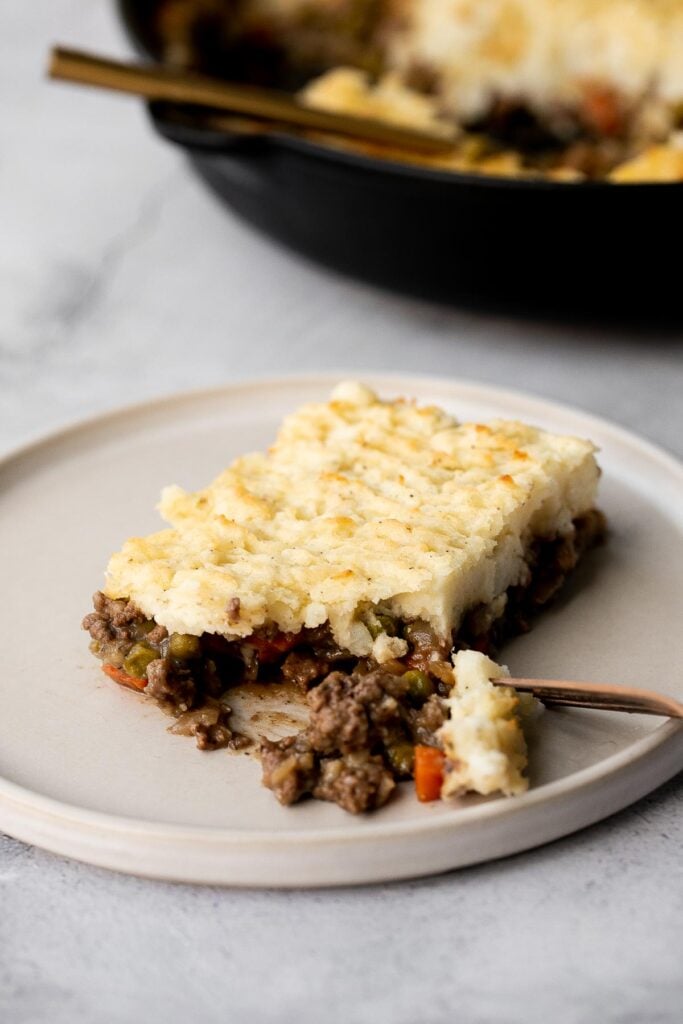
<box><xmin>498</xmin><ymin>678</ymin><xmax>683</xmax><ymax>718</ymax></box>
<box><xmin>47</xmin><ymin>46</ymin><xmax>457</xmax><ymax>153</ymax></box>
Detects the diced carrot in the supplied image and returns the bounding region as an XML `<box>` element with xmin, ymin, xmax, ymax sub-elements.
<box><xmin>581</xmin><ymin>84</ymin><xmax>623</xmax><ymax>137</ymax></box>
<box><xmin>247</xmin><ymin>631</ymin><xmax>299</xmax><ymax>664</ymax></box>
<box><xmin>102</xmin><ymin>663</ymin><xmax>147</xmax><ymax>691</ymax></box>
<box><xmin>414</xmin><ymin>745</ymin><xmax>446</xmax><ymax>802</ymax></box>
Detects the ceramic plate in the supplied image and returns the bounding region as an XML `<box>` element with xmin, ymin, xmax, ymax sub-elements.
<box><xmin>1</xmin><ymin>374</ymin><xmax>681</xmax><ymax>886</ymax></box>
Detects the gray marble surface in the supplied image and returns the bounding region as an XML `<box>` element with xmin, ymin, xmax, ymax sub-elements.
<box><xmin>1</xmin><ymin>3</ymin><xmax>682</xmax><ymax>1022</ymax></box>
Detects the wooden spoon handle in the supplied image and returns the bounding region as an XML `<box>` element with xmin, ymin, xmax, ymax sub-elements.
<box><xmin>48</xmin><ymin>46</ymin><xmax>456</xmax><ymax>153</ymax></box>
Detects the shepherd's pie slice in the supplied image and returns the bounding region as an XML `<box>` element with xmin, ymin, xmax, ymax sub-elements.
<box><xmin>104</xmin><ymin>381</ymin><xmax>600</xmax><ymax>654</ymax></box>
<box><xmin>83</xmin><ymin>383</ymin><xmax>605</xmax><ymax>813</ymax></box>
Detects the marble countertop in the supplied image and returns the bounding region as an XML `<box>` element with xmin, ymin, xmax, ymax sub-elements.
<box><xmin>1</xmin><ymin>3</ymin><xmax>681</xmax><ymax>1022</ymax></box>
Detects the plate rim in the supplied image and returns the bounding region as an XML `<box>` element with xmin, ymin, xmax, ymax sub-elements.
<box><xmin>0</xmin><ymin>718</ymin><xmax>680</xmax><ymax>844</ymax></box>
<box><xmin>2</xmin><ymin>372</ymin><xmax>682</xmax><ymax>881</ymax></box>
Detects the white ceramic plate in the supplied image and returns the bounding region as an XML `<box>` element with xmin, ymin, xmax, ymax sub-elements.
<box><xmin>1</xmin><ymin>374</ymin><xmax>681</xmax><ymax>887</ymax></box>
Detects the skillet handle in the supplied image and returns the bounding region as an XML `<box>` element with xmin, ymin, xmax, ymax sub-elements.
<box><xmin>148</xmin><ymin>100</ymin><xmax>269</xmax><ymax>155</ymax></box>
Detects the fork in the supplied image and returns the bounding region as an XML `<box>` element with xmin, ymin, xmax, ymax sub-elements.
<box><xmin>498</xmin><ymin>678</ymin><xmax>683</xmax><ymax>718</ymax></box>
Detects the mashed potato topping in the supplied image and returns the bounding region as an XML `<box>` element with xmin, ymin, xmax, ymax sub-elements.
<box><xmin>439</xmin><ymin>650</ymin><xmax>535</xmax><ymax>797</ymax></box>
<box><xmin>104</xmin><ymin>383</ymin><xmax>599</xmax><ymax>657</ymax></box>
<box><xmin>383</xmin><ymin>0</ymin><xmax>683</xmax><ymax>122</ymax></box>
<box><xmin>301</xmin><ymin>67</ymin><xmax>456</xmax><ymax>138</ymax></box>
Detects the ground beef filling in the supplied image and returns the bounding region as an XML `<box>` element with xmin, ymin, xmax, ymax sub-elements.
<box><xmin>82</xmin><ymin>510</ymin><xmax>605</xmax><ymax>811</ymax></box>
<box><xmin>262</xmin><ymin>669</ymin><xmax>447</xmax><ymax>812</ymax></box>
<box><xmin>82</xmin><ymin>592</ymin><xmax>248</xmax><ymax>749</ymax></box>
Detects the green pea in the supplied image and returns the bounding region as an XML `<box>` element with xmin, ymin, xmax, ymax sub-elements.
<box><xmin>123</xmin><ymin>643</ymin><xmax>158</xmax><ymax>679</ymax></box>
<box><xmin>386</xmin><ymin>741</ymin><xmax>415</xmax><ymax>778</ymax></box>
<box><xmin>402</xmin><ymin>669</ymin><xmax>434</xmax><ymax>703</ymax></box>
<box><xmin>168</xmin><ymin>633</ymin><xmax>202</xmax><ymax>660</ymax></box>
<box><xmin>366</xmin><ymin>613</ymin><xmax>397</xmax><ymax>639</ymax></box>
<box><xmin>377</xmin><ymin>614</ymin><xmax>397</xmax><ymax>636</ymax></box>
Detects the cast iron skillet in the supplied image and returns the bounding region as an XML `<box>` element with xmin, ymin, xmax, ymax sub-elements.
<box><xmin>118</xmin><ymin>0</ymin><xmax>681</xmax><ymax>317</ymax></box>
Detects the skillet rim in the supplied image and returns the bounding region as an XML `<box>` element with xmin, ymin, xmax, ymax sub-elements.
<box><xmin>149</xmin><ymin>99</ymin><xmax>683</xmax><ymax>193</ymax></box>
